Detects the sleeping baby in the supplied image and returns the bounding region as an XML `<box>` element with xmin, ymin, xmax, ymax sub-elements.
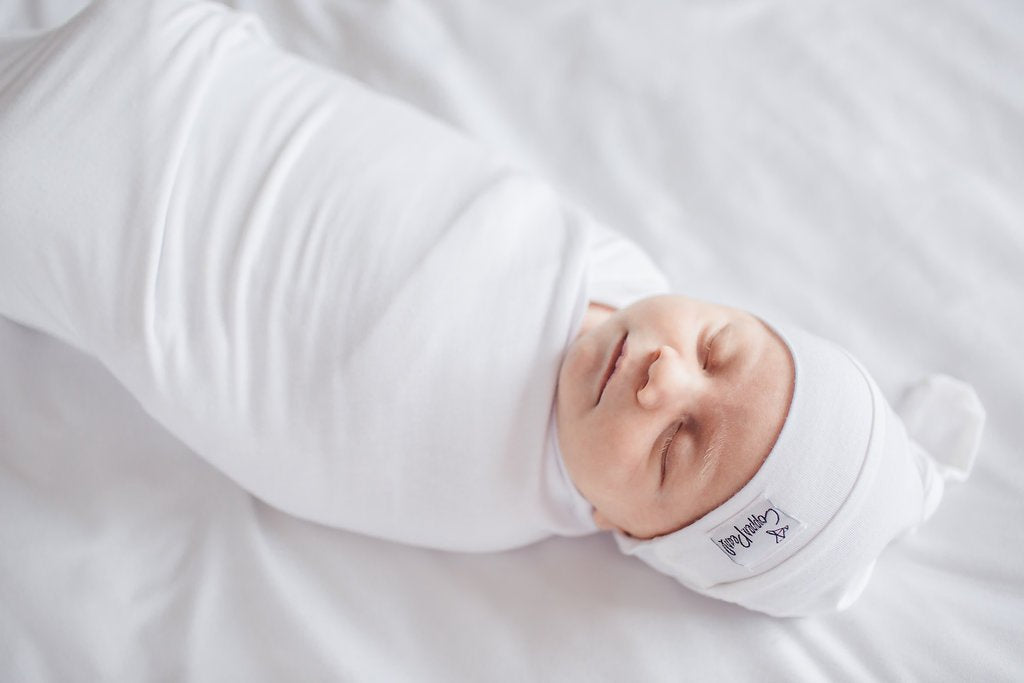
<box><xmin>556</xmin><ymin>295</ymin><xmax>984</xmax><ymax>615</ymax></box>
<box><xmin>0</xmin><ymin>0</ymin><xmax>985</xmax><ymax>617</ymax></box>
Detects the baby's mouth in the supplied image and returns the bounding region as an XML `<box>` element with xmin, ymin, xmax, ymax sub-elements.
<box><xmin>597</xmin><ymin>333</ymin><xmax>628</xmax><ymax>405</ymax></box>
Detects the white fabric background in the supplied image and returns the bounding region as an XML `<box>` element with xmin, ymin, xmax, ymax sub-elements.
<box><xmin>2</xmin><ymin>0</ymin><xmax>1022</xmax><ymax>680</ymax></box>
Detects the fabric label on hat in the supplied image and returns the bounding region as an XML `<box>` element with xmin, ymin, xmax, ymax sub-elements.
<box><xmin>708</xmin><ymin>495</ymin><xmax>805</xmax><ymax>569</ymax></box>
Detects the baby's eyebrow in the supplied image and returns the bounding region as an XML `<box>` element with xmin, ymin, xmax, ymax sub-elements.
<box><xmin>699</xmin><ymin>418</ymin><xmax>727</xmax><ymax>483</ymax></box>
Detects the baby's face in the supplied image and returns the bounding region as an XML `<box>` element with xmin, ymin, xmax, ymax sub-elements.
<box><xmin>555</xmin><ymin>295</ymin><xmax>794</xmax><ymax>539</ymax></box>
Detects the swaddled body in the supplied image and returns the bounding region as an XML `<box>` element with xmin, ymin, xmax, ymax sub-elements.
<box><xmin>0</xmin><ymin>0</ymin><xmax>666</xmax><ymax>550</ymax></box>
<box><xmin>1</xmin><ymin>0</ymin><xmax>985</xmax><ymax>617</ymax></box>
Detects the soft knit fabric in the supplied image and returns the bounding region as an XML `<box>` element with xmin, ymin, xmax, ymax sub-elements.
<box><xmin>0</xmin><ymin>0</ymin><xmax>666</xmax><ymax>551</ymax></box>
<box><xmin>616</xmin><ymin>324</ymin><xmax>985</xmax><ymax>617</ymax></box>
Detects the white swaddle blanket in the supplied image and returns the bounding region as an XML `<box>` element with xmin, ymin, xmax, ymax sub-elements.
<box><xmin>0</xmin><ymin>0</ymin><xmax>666</xmax><ymax>551</ymax></box>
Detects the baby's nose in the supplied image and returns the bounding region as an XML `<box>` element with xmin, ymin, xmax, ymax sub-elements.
<box><xmin>637</xmin><ymin>345</ymin><xmax>699</xmax><ymax>411</ymax></box>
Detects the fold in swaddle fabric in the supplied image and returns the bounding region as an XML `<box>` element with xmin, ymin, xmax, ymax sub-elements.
<box><xmin>0</xmin><ymin>0</ymin><xmax>666</xmax><ymax>550</ymax></box>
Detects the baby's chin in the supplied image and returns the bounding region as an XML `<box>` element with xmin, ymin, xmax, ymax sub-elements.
<box><xmin>554</xmin><ymin>320</ymin><xmax>603</xmax><ymax>413</ymax></box>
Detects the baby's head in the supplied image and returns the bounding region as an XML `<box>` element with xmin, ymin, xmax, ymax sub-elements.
<box><xmin>555</xmin><ymin>295</ymin><xmax>984</xmax><ymax>617</ymax></box>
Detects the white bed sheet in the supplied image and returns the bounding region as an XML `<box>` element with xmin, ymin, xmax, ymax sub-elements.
<box><xmin>2</xmin><ymin>0</ymin><xmax>1022</xmax><ymax>680</ymax></box>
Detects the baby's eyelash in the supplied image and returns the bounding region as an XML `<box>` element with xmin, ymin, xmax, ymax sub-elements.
<box><xmin>659</xmin><ymin>423</ymin><xmax>682</xmax><ymax>485</ymax></box>
<box><xmin>703</xmin><ymin>327</ymin><xmax>723</xmax><ymax>370</ymax></box>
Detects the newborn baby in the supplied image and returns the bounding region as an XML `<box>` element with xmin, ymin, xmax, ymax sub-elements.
<box><xmin>0</xmin><ymin>0</ymin><xmax>984</xmax><ymax>618</ymax></box>
<box><xmin>557</xmin><ymin>297</ymin><xmax>794</xmax><ymax>541</ymax></box>
<box><xmin>556</xmin><ymin>296</ymin><xmax>985</xmax><ymax>616</ymax></box>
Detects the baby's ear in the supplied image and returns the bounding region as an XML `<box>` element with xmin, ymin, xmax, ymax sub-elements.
<box><xmin>592</xmin><ymin>508</ymin><xmax>621</xmax><ymax>532</ymax></box>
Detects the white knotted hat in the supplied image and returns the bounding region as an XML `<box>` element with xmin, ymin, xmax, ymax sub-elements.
<box><xmin>615</xmin><ymin>324</ymin><xmax>985</xmax><ymax>617</ymax></box>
